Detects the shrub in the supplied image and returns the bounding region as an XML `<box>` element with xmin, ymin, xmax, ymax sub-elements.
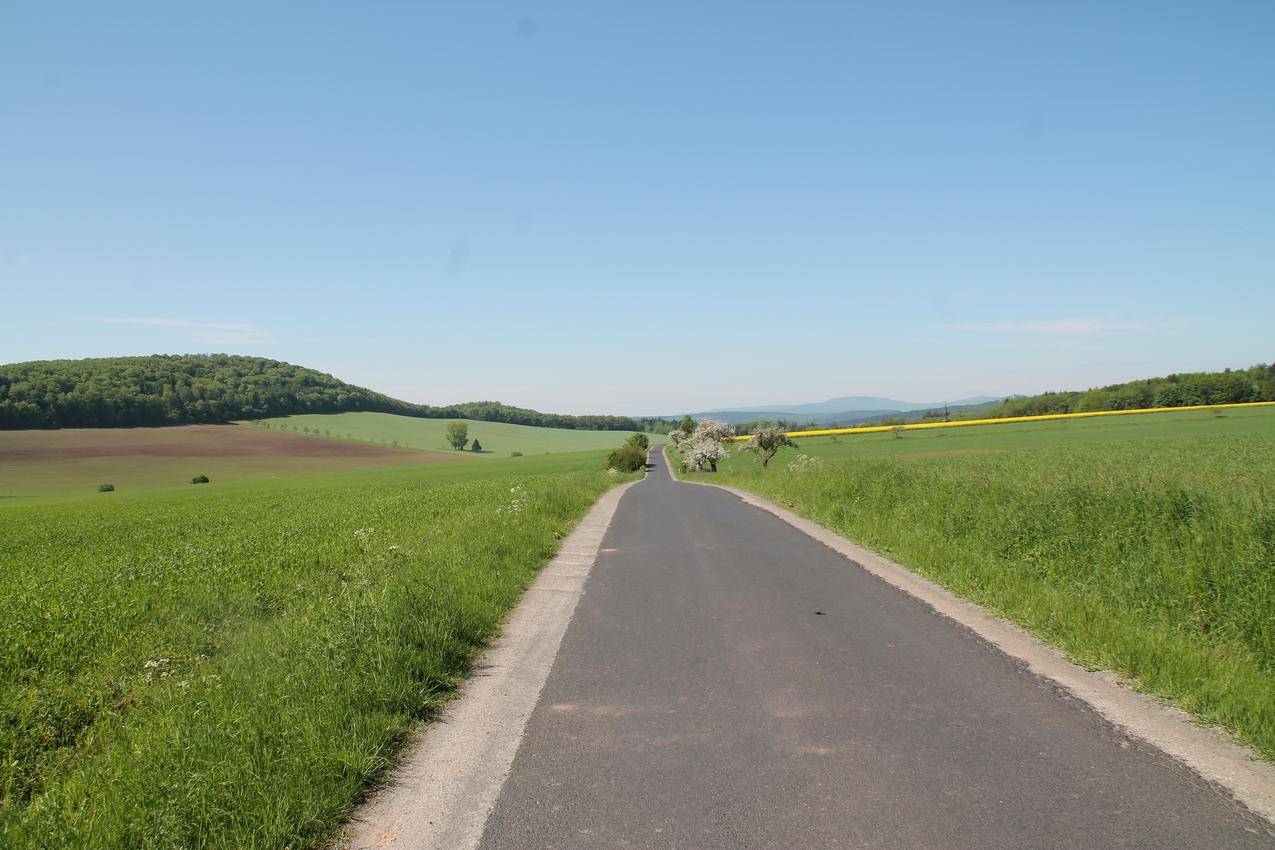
<box><xmin>510</xmin><ymin>451</ymin><xmax>523</xmax><ymax>457</ymax></box>
<box><xmin>606</xmin><ymin>443</ymin><xmax>646</xmax><ymax>472</ymax></box>
<box><xmin>97</xmin><ymin>483</ymin><xmax>115</xmax><ymax>493</ymax></box>
<box><xmin>471</xmin><ymin>439</ymin><xmax>483</xmax><ymax>452</ymax></box>
<box><xmin>626</xmin><ymin>433</ymin><xmax>650</xmax><ymax>450</ymax></box>
<box><xmin>191</xmin><ymin>474</ymin><xmax>210</xmax><ymax>484</ymax></box>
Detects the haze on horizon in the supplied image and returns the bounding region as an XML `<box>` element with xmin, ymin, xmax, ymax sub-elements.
<box><xmin>2</xmin><ymin>3</ymin><xmax>1272</xmax><ymax>416</ymax></box>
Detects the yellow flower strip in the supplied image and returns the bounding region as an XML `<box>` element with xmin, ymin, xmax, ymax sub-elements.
<box><xmin>727</xmin><ymin>400</ymin><xmax>1275</xmax><ymax>441</ymax></box>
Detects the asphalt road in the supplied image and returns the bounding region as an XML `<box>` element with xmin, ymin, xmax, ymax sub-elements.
<box><xmin>478</xmin><ymin>449</ymin><xmax>1271</xmax><ymax>848</ymax></box>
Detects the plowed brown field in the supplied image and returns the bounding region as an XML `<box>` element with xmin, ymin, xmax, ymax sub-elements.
<box><xmin>0</xmin><ymin>424</ymin><xmax>459</xmax><ymax>498</ymax></box>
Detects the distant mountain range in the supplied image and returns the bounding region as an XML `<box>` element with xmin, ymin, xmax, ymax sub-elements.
<box><xmin>661</xmin><ymin>395</ymin><xmax>1006</xmax><ymax>427</ymax></box>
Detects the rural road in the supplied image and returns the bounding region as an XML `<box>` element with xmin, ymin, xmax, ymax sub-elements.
<box><xmin>475</xmin><ymin>449</ymin><xmax>1272</xmax><ymax>848</ymax></box>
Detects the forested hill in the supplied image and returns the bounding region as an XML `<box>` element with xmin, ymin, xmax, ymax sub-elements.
<box><xmin>964</xmin><ymin>363</ymin><xmax>1275</xmax><ymax>421</ymax></box>
<box><xmin>0</xmin><ymin>355</ymin><xmax>644</xmax><ymax>431</ymax></box>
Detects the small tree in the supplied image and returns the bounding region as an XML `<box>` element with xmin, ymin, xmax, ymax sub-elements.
<box><xmin>191</xmin><ymin>474</ymin><xmax>210</xmax><ymax>484</ymax></box>
<box><xmin>446</xmin><ymin>421</ymin><xmax>469</xmax><ymax>450</ymax></box>
<box><xmin>627</xmin><ymin>432</ymin><xmax>649</xmax><ymax>450</ymax></box>
<box><xmin>678</xmin><ymin>414</ymin><xmax>696</xmax><ymax>434</ymax></box>
<box><xmin>691</xmin><ymin>418</ymin><xmax>734</xmax><ymax>443</ymax></box>
<box><xmin>668</xmin><ymin>428</ymin><xmax>686</xmax><ymax>446</ymax></box>
<box><xmin>679</xmin><ymin>418</ymin><xmax>734</xmax><ymax>472</ymax></box>
<box><xmin>892</xmin><ymin>424</ymin><xmax>906</xmax><ymax>440</ymax></box>
<box><xmin>741</xmin><ymin>426</ymin><xmax>795</xmax><ymax>468</ymax></box>
<box><xmin>471</xmin><ymin>439</ymin><xmax>483</xmax><ymax>452</ymax></box>
<box><xmin>682</xmin><ymin>437</ymin><xmax>728</xmax><ymax>472</ymax></box>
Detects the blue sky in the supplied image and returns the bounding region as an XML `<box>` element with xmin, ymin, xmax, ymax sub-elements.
<box><xmin>3</xmin><ymin>2</ymin><xmax>1272</xmax><ymax>414</ymax></box>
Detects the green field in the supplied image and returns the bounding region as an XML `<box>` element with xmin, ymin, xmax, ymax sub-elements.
<box><xmin>245</xmin><ymin>412</ymin><xmax>667</xmax><ymax>457</ymax></box>
<box><xmin>0</xmin><ymin>451</ymin><xmax>636</xmax><ymax>848</ymax></box>
<box><xmin>675</xmin><ymin>406</ymin><xmax>1275</xmax><ymax>757</ymax></box>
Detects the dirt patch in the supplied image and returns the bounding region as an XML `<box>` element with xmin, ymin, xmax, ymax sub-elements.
<box><xmin>0</xmin><ymin>425</ymin><xmax>452</xmax><ymax>462</ymax></box>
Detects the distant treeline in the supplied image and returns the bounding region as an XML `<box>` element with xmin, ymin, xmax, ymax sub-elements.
<box><xmin>0</xmin><ymin>354</ymin><xmax>652</xmax><ymax>431</ymax></box>
<box><xmin>963</xmin><ymin>363</ymin><xmax>1275</xmax><ymax>421</ymax></box>
<box><xmin>726</xmin><ymin>363</ymin><xmax>1275</xmax><ymax>435</ymax></box>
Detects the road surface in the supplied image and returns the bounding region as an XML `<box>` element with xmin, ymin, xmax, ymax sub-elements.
<box><xmin>477</xmin><ymin>449</ymin><xmax>1270</xmax><ymax>848</ymax></box>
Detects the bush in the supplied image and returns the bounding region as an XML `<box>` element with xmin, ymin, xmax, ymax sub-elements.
<box><xmin>606</xmin><ymin>443</ymin><xmax>646</xmax><ymax>472</ymax></box>
<box><xmin>626</xmin><ymin>433</ymin><xmax>650</xmax><ymax>450</ymax></box>
<box><xmin>510</xmin><ymin>451</ymin><xmax>523</xmax><ymax>457</ymax></box>
<box><xmin>192</xmin><ymin>474</ymin><xmax>210</xmax><ymax>484</ymax></box>
<box><xmin>471</xmin><ymin>439</ymin><xmax>483</xmax><ymax>452</ymax></box>
<box><xmin>97</xmin><ymin>483</ymin><xmax>115</xmax><ymax>493</ymax></box>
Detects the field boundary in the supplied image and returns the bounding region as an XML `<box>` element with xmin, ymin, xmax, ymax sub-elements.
<box><xmin>727</xmin><ymin>399</ymin><xmax>1275</xmax><ymax>440</ymax></box>
<box><xmin>660</xmin><ymin>448</ymin><xmax>1275</xmax><ymax>824</ymax></box>
<box><xmin>342</xmin><ymin>478</ymin><xmax>639</xmax><ymax>850</ymax></box>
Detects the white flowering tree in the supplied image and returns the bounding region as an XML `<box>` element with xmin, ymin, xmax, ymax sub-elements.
<box><xmin>682</xmin><ymin>418</ymin><xmax>734</xmax><ymax>472</ymax></box>
<box><xmin>668</xmin><ymin>429</ymin><xmax>686</xmax><ymax>446</ymax></box>
<box><xmin>682</xmin><ymin>436</ymin><xmax>729</xmax><ymax>472</ymax></box>
<box><xmin>691</xmin><ymin>418</ymin><xmax>734</xmax><ymax>443</ymax></box>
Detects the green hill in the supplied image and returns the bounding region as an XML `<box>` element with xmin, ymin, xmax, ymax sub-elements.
<box><xmin>248</xmin><ymin>412</ymin><xmax>666</xmax><ymax>457</ymax></box>
<box><xmin>0</xmin><ymin>354</ymin><xmax>647</xmax><ymax>432</ymax></box>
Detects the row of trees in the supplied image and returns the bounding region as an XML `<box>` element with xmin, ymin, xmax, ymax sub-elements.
<box><xmin>669</xmin><ymin>418</ymin><xmax>795</xmax><ymax>472</ymax></box>
<box><xmin>964</xmin><ymin>363</ymin><xmax>1275</xmax><ymax>421</ymax></box>
<box><xmin>0</xmin><ymin>354</ymin><xmax>654</xmax><ymax>432</ymax></box>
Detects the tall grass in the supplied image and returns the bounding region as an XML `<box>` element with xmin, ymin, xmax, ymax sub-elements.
<box><xmin>0</xmin><ymin>456</ymin><xmax>628</xmax><ymax>847</ymax></box>
<box><xmin>691</xmin><ymin>434</ymin><xmax>1275</xmax><ymax>758</ymax></box>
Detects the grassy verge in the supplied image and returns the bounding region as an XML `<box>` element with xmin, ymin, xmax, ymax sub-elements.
<box><xmin>0</xmin><ymin>453</ymin><xmax>633</xmax><ymax>847</ymax></box>
<box><xmin>673</xmin><ymin>410</ymin><xmax>1275</xmax><ymax>758</ymax></box>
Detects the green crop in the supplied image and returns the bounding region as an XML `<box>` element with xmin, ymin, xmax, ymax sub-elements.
<box><xmin>0</xmin><ymin>454</ymin><xmax>631</xmax><ymax>847</ymax></box>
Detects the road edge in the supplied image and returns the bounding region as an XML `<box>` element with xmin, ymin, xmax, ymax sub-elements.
<box><xmin>343</xmin><ymin>478</ymin><xmax>639</xmax><ymax>849</ymax></box>
<box><xmin>661</xmin><ymin>447</ymin><xmax>1275</xmax><ymax>825</ymax></box>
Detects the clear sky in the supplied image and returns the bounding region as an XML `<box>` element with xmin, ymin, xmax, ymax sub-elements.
<box><xmin>3</xmin><ymin>2</ymin><xmax>1272</xmax><ymax>414</ymax></box>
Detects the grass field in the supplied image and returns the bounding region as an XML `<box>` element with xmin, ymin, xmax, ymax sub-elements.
<box><xmin>0</xmin><ymin>425</ymin><xmax>454</xmax><ymax>500</ymax></box>
<box><xmin>245</xmin><ymin>412</ymin><xmax>667</xmax><ymax>457</ymax></box>
<box><xmin>674</xmin><ymin>406</ymin><xmax>1275</xmax><ymax>758</ymax></box>
<box><xmin>0</xmin><ymin>451</ymin><xmax>636</xmax><ymax>848</ymax></box>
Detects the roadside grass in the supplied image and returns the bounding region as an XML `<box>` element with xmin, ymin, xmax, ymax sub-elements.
<box><xmin>245</xmin><ymin>411</ymin><xmax>667</xmax><ymax>457</ymax></box>
<box><xmin>0</xmin><ymin>452</ymin><xmax>635</xmax><ymax>848</ymax></box>
<box><xmin>678</xmin><ymin>406</ymin><xmax>1275</xmax><ymax>758</ymax></box>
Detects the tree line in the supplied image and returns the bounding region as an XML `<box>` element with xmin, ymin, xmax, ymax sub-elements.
<box><xmin>0</xmin><ymin>354</ymin><xmax>651</xmax><ymax>431</ymax></box>
<box><xmin>960</xmin><ymin>362</ymin><xmax>1275</xmax><ymax>421</ymax></box>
